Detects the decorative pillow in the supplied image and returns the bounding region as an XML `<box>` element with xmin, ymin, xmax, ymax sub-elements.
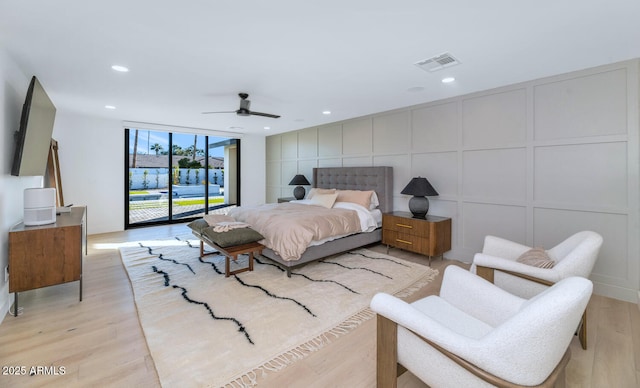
<box><xmin>308</xmin><ymin>192</ymin><xmax>338</xmax><ymax>208</ymax></box>
<box><xmin>335</xmin><ymin>189</ymin><xmax>373</xmax><ymax>209</ymax></box>
<box><xmin>201</xmin><ymin>226</ymin><xmax>264</xmax><ymax>248</ymax></box>
<box><xmin>369</xmin><ymin>191</ymin><xmax>380</xmax><ymax>210</ymax></box>
<box><xmin>186</xmin><ymin>219</ymin><xmax>210</xmax><ymax>234</ymax></box>
<box><xmin>306</xmin><ymin>188</ymin><xmax>336</xmax><ymax>199</ymax></box>
<box><xmin>516</xmin><ymin>248</ymin><xmax>556</xmax><ymax>268</ymax></box>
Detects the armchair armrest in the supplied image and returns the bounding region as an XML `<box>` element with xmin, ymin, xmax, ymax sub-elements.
<box><xmin>473</xmin><ymin>252</ymin><xmax>562</xmax><ymax>285</ymax></box>
<box><xmin>482</xmin><ymin>235</ymin><xmax>531</xmax><ymax>259</ymax></box>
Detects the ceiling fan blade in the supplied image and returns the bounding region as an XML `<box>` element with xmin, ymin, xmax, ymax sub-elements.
<box><xmin>248</xmin><ymin>111</ymin><xmax>281</xmax><ymax>119</ymax></box>
<box><xmin>201</xmin><ymin>110</ymin><xmax>236</xmax><ymax>114</ymax></box>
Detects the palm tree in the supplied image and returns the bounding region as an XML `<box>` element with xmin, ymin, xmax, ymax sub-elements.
<box><xmin>131</xmin><ymin>129</ymin><xmax>139</xmax><ymax>168</ymax></box>
<box><xmin>192</xmin><ymin>135</ymin><xmax>198</xmax><ymax>161</ymax></box>
<box><xmin>150</xmin><ymin>143</ymin><xmax>163</xmax><ymax>155</ymax></box>
<box><xmin>185</xmin><ymin>145</ymin><xmax>196</xmax><ymax>159</ymax></box>
<box><xmin>172</xmin><ymin>144</ymin><xmax>184</xmax><ymax>155</ymax></box>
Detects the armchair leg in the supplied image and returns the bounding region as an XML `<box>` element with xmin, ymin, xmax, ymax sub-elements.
<box><xmin>377</xmin><ymin>315</ymin><xmax>398</xmax><ymax>388</ymax></box>
<box><xmin>578</xmin><ymin>310</ymin><xmax>587</xmax><ymax>350</ymax></box>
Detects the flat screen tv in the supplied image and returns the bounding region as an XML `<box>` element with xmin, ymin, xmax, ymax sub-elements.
<box><xmin>11</xmin><ymin>76</ymin><xmax>57</xmax><ymax>176</ymax></box>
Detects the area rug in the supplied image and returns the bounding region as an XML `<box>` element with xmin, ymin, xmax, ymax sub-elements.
<box><xmin>119</xmin><ymin>236</ymin><xmax>438</xmax><ymax>387</ymax></box>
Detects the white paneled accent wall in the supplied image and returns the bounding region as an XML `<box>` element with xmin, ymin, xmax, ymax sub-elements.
<box><xmin>266</xmin><ymin>59</ymin><xmax>640</xmax><ymax>303</ymax></box>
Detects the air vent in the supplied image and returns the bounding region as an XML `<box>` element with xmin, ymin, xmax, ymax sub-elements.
<box><xmin>414</xmin><ymin>52</ymin><xmax>461</xmax><ymax>72</ymax></box>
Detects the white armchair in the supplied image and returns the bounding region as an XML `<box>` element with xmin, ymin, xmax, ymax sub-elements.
<box><xmin>471</xmin><ymin>231</ymin><xmax>603</xmax><ymax>349</ymax></box>
<box><xmin>370</xmin><ymin>266</ymin><xmax>592</xmax><ymax>388</ymax></box>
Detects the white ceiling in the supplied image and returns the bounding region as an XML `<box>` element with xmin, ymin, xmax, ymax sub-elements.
<box><xmin>1</xmin><ymin>0</ymin><xmax>639</xmax><ymax>136</ymax></box>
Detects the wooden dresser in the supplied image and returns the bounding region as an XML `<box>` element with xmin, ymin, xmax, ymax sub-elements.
<box><xmin>382</xmin><ymin>211</ymin><xmax>451</xmax><ymax>265</ymax></box>
<box><xmin>8</xmin><ymin>206</ymin><xmax>86</xmax><ymax>316</ymax></box>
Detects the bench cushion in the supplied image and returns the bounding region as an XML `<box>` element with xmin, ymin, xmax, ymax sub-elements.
<box><xmin>201</xmin><ymin>226</ymin><xmax>264</xmax><ymax>248</ymax></box>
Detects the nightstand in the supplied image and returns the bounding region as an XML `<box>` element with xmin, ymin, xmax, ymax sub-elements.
<box><xmin>277</xmin><ymin>197</ymin><xmax>296</xmax><ymax>203</ymax></box>
<box><xmin>382</xmin><ymin>211</ymin><xmax>451</xmax><ymax>265</ymax></box>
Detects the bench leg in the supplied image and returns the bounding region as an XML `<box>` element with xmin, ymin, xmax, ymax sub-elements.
<box><xmin>225</xmin><ymin>256</ymin><xmax>231</xmax><ymax>277</ymax></box>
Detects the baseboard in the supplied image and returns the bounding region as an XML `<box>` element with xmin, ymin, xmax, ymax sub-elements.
<box><xmin>592</xmin><ymin>281</ymin><xmax>639</xmax><ymax>304</ymax></box>
<box><xmin>0</xmin><ymin>283</ymin><xmax>14</xmax><ymax>325</ymax></box>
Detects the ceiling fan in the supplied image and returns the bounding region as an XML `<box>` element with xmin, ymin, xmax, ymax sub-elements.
<box><xmin>202</xmin><ymin>93</ymin><xmax>280</xmax><ymax>118</ymax></box>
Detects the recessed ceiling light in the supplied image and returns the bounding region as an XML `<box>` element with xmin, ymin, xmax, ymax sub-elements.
<box><xmin>105</xmin><ymin>105</ymin><xmax>116</xmax><ymax>109</ymax></box>
<box><xmin>322</xmin><ymin>110</ymin><xmax>331</xmax><ymax>115</ymax></box>
<box><xmin>264</xmin><ymin>126</ymin><xmax>271</xmax><ymax>130</ymax></box>
<box><xmin>441</xmin><ymin>77</ymin><xmax>455</xmax><ymax>83</ymax></box>
<box><xmin>111</xmin><ymin>65</ymin><xmax>129</xmax><ymax>72</ymax></box>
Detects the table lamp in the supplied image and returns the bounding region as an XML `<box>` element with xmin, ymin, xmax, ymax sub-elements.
<box><xmin>289</xmin><ymin>174</ymin><xmax>310</xmax><ymax>200</ymax></box>
<box><xmin>401</xmin><ymin>177</ymin><xmax>438</xmax><ymax>219</ymax></box>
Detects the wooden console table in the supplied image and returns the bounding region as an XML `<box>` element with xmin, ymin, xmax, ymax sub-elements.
<box><xmin>382</xmin><ymin>211</ymin><xmax>451</xmax><ymax>265</ymax></box>
<box><xmin>8</xmin><ymin>206</ymin><xmax>86</xmax><ymax>316</ymax></box>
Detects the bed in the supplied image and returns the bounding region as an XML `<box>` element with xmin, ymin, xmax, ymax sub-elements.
<box><xmin>242</xmin><ymin>166</ymin><xmax>393</xmax><ymax>276</ymax></box>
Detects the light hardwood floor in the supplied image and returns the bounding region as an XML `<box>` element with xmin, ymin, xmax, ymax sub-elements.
<box><xmin>0</xmin><ymin>224</ymin><xmax>638</xmax><ymax>387</ymax></box>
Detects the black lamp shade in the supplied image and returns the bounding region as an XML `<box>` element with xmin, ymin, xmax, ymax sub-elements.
<box><xmin>289</xmin><ymin>174</ymin><xmax>310</xmax><ymax>200</ymax></box>
<box><xmin>401</xmin><ymin>177</ymin><xmax>438</xmax><ymax>197</ymax></box>
<box><xmin>288</xmin><ymin>174</ymin><xmax>310</xmax><ymax>186</ymax></box>
<box><xmin>401</xmin><ymin>177</ymin><xmax>438</xmax><ymax>219</ymax></box>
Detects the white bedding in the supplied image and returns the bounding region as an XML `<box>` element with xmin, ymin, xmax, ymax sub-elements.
<box><xmin>294</xmin><ymin>200</ymin><xmax>381</xmax><ymax>246</ymax></box>
<box><xmin>229</xmin><ymin>200</ymin><xmax>381</xmax><ymax>261</ymax></box>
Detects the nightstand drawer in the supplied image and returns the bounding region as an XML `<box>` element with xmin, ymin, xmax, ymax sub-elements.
<box><xmin>382</xmin><ymin>230</ymin><xmax>428</xmax><ymax>254</ymax></box>
<box><xmin>382</xmin><ymin>214</ymin><xmax>428</xmax><ymax>237</ymax></box>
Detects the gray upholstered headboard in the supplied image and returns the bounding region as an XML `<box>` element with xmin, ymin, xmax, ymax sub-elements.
<box><xmin>312</xmin><ymin>166</ymin><xmax>393</xmax><ymax>213</ymax></box>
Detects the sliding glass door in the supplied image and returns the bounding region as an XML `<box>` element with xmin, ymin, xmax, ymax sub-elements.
<box><xmin>125</xmin><ymin>128</ymin><xmax>240</xmax><ymax>228</ymax></box>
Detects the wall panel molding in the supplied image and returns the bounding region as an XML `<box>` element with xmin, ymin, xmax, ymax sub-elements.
<box><xmin>265</xmin><ymin>59</ymin><xmax>640</xmax><ymax>303</ymax></box>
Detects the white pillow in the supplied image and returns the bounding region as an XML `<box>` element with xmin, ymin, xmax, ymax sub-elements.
<box><xmin>309</xmin><ymin>192</ymin><xmax>338</xmax><ymax>208</ymax></box>
<box><xmin>369</xmin><ymin>191</ymin><xmax>380</xmax><ymax>210</ymax></box>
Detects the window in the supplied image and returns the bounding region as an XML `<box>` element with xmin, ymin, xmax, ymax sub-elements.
<box><xmin>125</xmin><ymin>128</ymin><xmax>240</xmax><ymax>228</ymax></box>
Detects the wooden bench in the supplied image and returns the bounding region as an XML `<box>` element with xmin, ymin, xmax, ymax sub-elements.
<box><xmin>199</xmin><ymin>240</ymin><xmax>264</xmax><ymax>277</ymax></box>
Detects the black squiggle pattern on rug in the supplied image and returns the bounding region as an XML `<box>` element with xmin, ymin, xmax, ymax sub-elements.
<box><xmin>234</xmin><ymin>276</ymin><xmax>316</xmax><ymax>317</ymax></box>
<box><xmin>253</xmin><ymin>258</ymin><xmax>359</xmax><ymax>294</ymax></box>
<box><xmin>152</xmin><ymin>265</ymin><xmax>171</xmax><ymax>286</ymax></box>
<box><xmin>347</xmin><ymin>251</ymin><xmax>411</xmax><ymax>268</ymax></box>
<box><xmin>139</xmin><ymin>243</ymin><xmax>196</xmax><ymax>274</ymax></box>
<box><xmin>198</xmin><ymin>255</ymin><xmax>224</xmax><ymax>275</ymax></box>
<box><xmin>151</xmin><ymin>266</ymin><xmax>253</xmax><ymax>345</ymax></box>
<box><xmin>319</xmin><ymin>260</ymin><xmax>392</xmax><ymax>279</ymax></box>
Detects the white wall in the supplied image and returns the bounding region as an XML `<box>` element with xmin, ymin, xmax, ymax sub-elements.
<box><xmin>239</xmin><ymin>133</ymin><xmax>266</xmax><ymax>207</ymax></box>
<box><xmin>0</xmin><ymin>50</ymin><xmax>45</xmax><ymax>321</ymax></box>
<box><xmin>52</xmin><ymin>113</ymin><xmax>266</xmax><ymax>235</ymax></box>
<box><xmin>52</xmin><ymin>112</ymin><xmax>124</xmax><ymax>234</ymax></box>
<box><xmin>266</xmin><ymin>59</ymin><xmax>640</xmax><ymax>304</ymax></box>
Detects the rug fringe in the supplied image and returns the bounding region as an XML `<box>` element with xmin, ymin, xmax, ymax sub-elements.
<box><xmin>224</xmin><ymin>308</ymin><xmax>376</xmax><ymax>388</ymax></box>
<box><xmin>394</xmin><ymin>269</ymin><xmax>439</xmax><ymax>298</ymax></box>
<box><xmin>224</xmin><ymin>269</ymin><xmax>438</xmax><ymax>387</ymax></box>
